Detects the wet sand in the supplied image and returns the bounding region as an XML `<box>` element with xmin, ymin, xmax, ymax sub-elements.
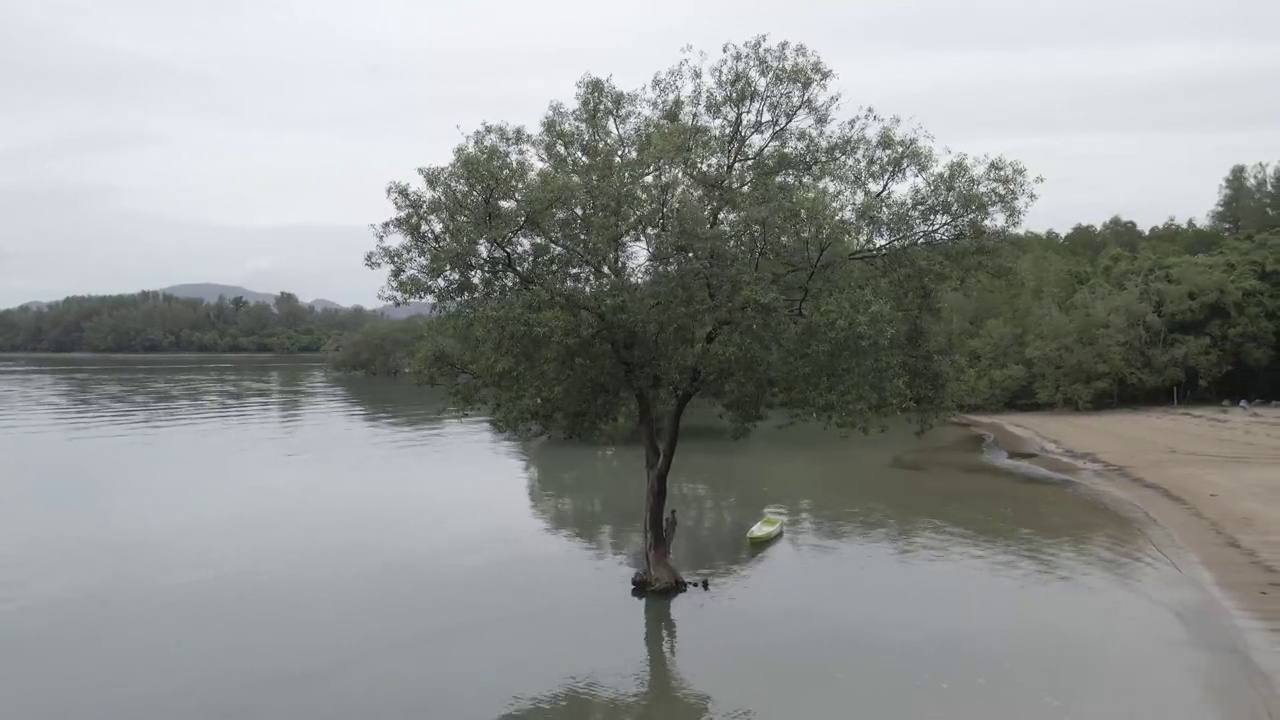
<box><xmin>960</xmin><ymin>406</ymin><xmax>1280</xmax><ymax>690</ymax></box>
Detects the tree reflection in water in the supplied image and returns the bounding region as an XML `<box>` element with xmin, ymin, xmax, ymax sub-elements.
<box><xmin>499</xmin><ymin>597</ymin><xmax>722</xmax><ymax>720</ymax></box>
<box><xmin>522</xmin><ymin>415</ymin><xmax>1151</xmax><ymax>583</ymax></box>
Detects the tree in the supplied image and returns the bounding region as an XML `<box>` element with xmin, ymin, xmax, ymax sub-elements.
<box><xmin>366</xmin><ymin>36</ymin><xmax>1037</xmax><ymax>593</ymax></box>
<box><xmin>1211</xmin><ymin>162</ymin><xmax>1279</xmax><ymax>235</ymax></box>
<box><xmin>274</xmin><ymin>291</ymin><xmax>310</xmax><ymax>331</ymax></box>
<box><xmin>499</xmin><ymin>598</ymin><xmax>714</xmax><ymax>718</ymax></box>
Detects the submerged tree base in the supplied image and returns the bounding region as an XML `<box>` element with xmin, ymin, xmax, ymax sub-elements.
<box><xmin>630</xmin><ymin>567</ymin><xmax>686</xmax><ymax>596</ymax></box>
<box><xmin>630</xmin><ymin>569</ymin><xmax>709</xmax><ymax>597</ymax></box>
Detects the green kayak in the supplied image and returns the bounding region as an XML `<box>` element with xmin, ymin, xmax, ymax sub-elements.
<box><xmin>746</xmin><ymin>516</ymin><xmax>783</xmax><ymax>542</ymax></box>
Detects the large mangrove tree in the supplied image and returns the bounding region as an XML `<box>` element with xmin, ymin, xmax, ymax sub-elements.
<box><xmin>366</xmin><ymin>36</ymin><xmax>1036</xmax><ymax>592</ymax></box>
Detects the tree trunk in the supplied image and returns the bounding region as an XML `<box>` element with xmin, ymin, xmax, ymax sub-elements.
<box><xmin>628</xmin><ymin>387</ymin><xmax>695</xmax><ymax>594</ymax></box>
<box><xmin>639</xmin><ymin>464</ymin><xmax>684</xmax><ymax>592</ymax></box>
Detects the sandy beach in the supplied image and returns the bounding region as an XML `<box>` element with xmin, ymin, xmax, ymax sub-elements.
<box><xmin>961</xmin><ymin>407</ymin><xmax>1280</xmax><ymax>670</ymax></box>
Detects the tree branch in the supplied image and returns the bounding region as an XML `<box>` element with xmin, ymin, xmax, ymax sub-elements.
<box><xmin>847</xmin><ymin>213</ymin><xmax>968</xmax><ymax>263</ymax></box>
<box><xmin>792</xmin><ymin>235</ymin><xmax>833</xmax><ymax>317</ymax></box>
<box><xmin>636</xmin><ymin>389</ymin><xmax>662</xmax><ymax>470</ymax></box>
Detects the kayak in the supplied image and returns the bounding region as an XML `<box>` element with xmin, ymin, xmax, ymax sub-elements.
<box><xmin>746</xmin><ymin>516</ymin><xmax>784</xmax><ymax>542</ymax></box>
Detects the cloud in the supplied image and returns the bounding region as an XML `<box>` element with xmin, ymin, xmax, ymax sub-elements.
<box><xmin>241</xmin><ymin>257</ymin><xmax>275</xmax><ymax>274</ymax></box>
<box><xmin>0</xmin><ymin>131</ymin><xmax>161</xmax><ymax>177</ymax></box>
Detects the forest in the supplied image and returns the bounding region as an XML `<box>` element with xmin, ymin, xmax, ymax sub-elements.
<box><xmin>937</xmin><ymin>160</ymin><xmax>1278</xmax><ymax>410</ymax></box>
<box><xmin>939</xmin><ymin>216</ymin><xmax>1276</xmax><ymax>410</ymax></box>
<box><xmin>341</xmin><ymin>160</ymin><xmax>1279</xmax><ymax>411</ymax></box>
<box><xmin>0</xmin><ymin>291</ymin><xmax>378</xmax><ymax>353</ymax></box>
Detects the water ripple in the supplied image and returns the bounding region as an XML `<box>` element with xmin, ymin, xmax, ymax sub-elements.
<box><xmin>1</xmin><ymin>359</ymin><xmax>371</xmax><ymax>436</ymax></box>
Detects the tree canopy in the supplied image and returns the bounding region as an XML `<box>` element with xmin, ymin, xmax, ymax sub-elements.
<box><xmin>367</xmin><ymin>36</ymin><xmax>1037</xmax><ymax>444</ymax></box>
<box><xmin>1210</xmin><ymin>161</ymin><xmax>1280</xmax><ymax>235</ymax></box>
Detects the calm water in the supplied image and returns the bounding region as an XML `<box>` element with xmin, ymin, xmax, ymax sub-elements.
<box><xmin>0</xmin><ymin>356</ymin><xmax>1272</xmax><ymax>719</ymax></box>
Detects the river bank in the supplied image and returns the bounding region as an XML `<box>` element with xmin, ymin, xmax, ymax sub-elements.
<box><xmin>959</xmin><ymin>407</ymin><xmax>1280</xmax><ymax>689</ymax></box>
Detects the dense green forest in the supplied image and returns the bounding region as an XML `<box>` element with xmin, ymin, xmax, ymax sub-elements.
<box><xmin>0</xmin><ymin>291</ymin><xmax>379</xmax><ymax>353</ymax></box>
<box><xmin>939</xmin><ymin>160</ymin><xmax>1278</xmax><ymax>409</ymax></box>
<box><xmin>944</xmin><ymin>161</ymin><xmax>1279</xmax><ymax>408</ymax></box>
<box><xmin>939</xmin><ymin>221</ymin><xmax>1276</xmax><ymax>409</ymax></box>
<box><xmin>338</xmin><ymin>161</ymin><xmax>1279</xmax><ymax>411</ymax></box>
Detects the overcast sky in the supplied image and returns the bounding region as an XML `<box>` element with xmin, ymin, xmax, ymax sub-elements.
<box><xmin>2</xmin><ymin>0</ymin><xmax>1277</xmax><ymax>307</ymax></box>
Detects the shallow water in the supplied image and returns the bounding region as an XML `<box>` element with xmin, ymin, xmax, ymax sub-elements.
<box><xmin>0</xmin><ymin>356</ymin><xmax>1270</xmax><ymax>719</ymax></box>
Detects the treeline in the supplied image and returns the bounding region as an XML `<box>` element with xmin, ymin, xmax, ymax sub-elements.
<box><xmin>940</xmin><ymin>219</ymin><xmax>1277</xmax><ymax>409</ymax></box>
<box><xmin>939</xmin><ymin>160</ymin><xmax>1279</xmax><ymax>409</ymax></box>
<box><xmin>0</xmin><ymin>291</ymin><xmax>380</xmax><ymax>353</ymax></box>
<box><xmin>335</xmin><ymin>161</ymin><xmax>1279</xmax><ymax>411</ymax></box>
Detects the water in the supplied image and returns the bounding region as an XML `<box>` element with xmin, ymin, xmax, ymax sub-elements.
<box><xmin>0</xmin><ymin>356</ymin><xmax>1272</xmax><ymax>719</ymax></box>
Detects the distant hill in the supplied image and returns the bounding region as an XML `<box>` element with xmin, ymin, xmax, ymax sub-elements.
<box><xmin>156</xmin><ymin>283</ymin><xmax>315</xmax><ymax>308</ymax></box>
<box><xmin>376</xmin><ymin>301</ymin><xmax>437</xmax><ymax>320</ymax></box>
<box><xmin>9</xmin><ymin>283</ymin><xmax>435</xmax><ymax>319</ymax></box>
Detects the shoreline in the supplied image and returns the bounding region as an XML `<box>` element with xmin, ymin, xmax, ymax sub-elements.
<box><xmin>957</xmin><ymin>408</ymin><xmax>1280</xmax><ymax>695</ymax></box>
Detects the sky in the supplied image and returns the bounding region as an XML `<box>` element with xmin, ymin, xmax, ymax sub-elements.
<box><xmin>2</xmin><ymin>0</ymin><xmax>1278</xmax><ymax>308</ymax></box>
